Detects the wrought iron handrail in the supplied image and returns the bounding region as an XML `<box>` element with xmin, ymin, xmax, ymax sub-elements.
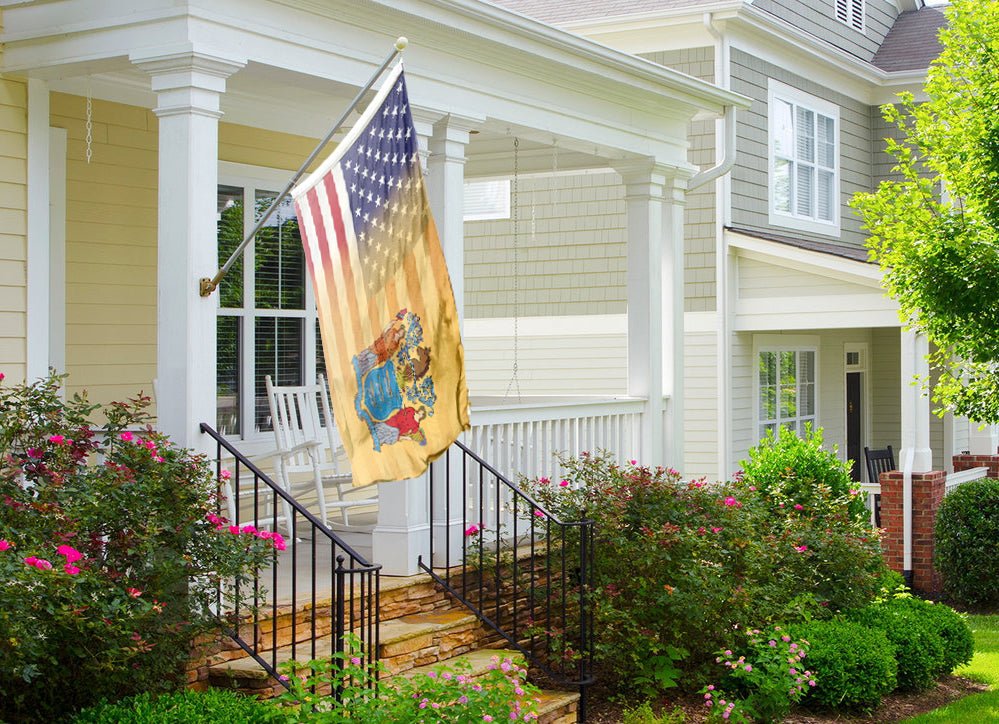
<box><xmin>420</xmin><ymin>439</ymin><xmax>594</xmax><ymax>720</ymax></box>
<box><xmin>200</xmin><ymin>423</ymin><xmax>381</xmax><ymax>692</ymax></box>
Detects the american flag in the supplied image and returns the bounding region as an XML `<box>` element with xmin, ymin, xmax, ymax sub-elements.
<box><xmin>292</xmin><ymin>63</ymin><xmax>469</xmax><ymax>487</ymax></box>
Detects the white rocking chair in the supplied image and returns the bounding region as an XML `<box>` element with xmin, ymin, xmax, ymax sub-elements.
<box><xmin>265</xmin><ymin>375</ymin><xmax>377</xmax><ymax>529</ymax></box>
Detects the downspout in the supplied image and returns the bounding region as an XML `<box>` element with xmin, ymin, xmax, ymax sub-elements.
<box><xmin>902</xmin><ymin>447</ymin><xmax>914</xmax><ymax>588</ymax></box>
<box><xmin>693</xmin><ymin>12</ymin><xmax>735</xmax><ymax>481</ymax></box>
<box><xmin>688</xmin><ymin>103</ymin><xmax>737</xmax><ymax>190</ymax></box>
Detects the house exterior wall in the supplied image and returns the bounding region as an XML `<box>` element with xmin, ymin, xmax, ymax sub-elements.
<box><xmin>737</xmin><ymin>256</ymin><xmax>876</xmax><ymax>298</ymax></box>
<box><xmin>870</xmin><ymin>325</ymin><xmax>901</xmax><ymax>450</ymax></box>
<box><xmin>872</xmin><ymin>103</ymin><xmax>907</xmax><ymax>186</ymax></box>
<box><xmin>463</xmin><ymin>170</ymin><xmax>627</xmax><ymax>320</ymax></box>
<box><xmin>51</xmin><ymin>92</ymin><xmax>158</xmax><ymax>405</ymax></box>
<box><xmin>463</xmin><ymin>316</ymin><xmax>627</xmax><ymax>396</ymax></box>
<box><xmin>751</xmin><ymin>0</ymin><xmax>897</xmax><ymax>61</ymax></box>
<box><xmin>0</xmin><ymin>77</ymin><xmax>26</xmax><ymax>383</ymax></box>
<box><xmin>729</xmin><ymin>47</ymin><xmax>873</xmax><ymax>249</ymax></box>
<box><xmin>52</xmin><ymin>93</ymin><xmax>322</xmax><ymax>408</ymax></box>
<box><xmin>684</xmin><ymin>327</ymin><xmax>720</xmax><ymax>478</ymax></box>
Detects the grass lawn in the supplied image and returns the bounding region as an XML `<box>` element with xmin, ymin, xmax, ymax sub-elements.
<box><xmin>903</xmin><ymin>614</ymin><xmax>999</xmax><ymax>722</ymax></box>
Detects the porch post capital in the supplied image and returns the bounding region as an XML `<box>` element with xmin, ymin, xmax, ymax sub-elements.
<box><xmin>614</xmin><ymin>158</ymin><xmax>693</xmax><ymax>199</ymax></box>
<box><xmin>131</xmin><ymin>47</ymin><xmax>245</xmax><ymax>119</ymax></box>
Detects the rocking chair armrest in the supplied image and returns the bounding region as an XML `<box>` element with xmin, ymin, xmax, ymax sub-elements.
<box><xmin>276</xmin><ymin>440</ymin><xmax>324</xmax><ymax>459</ymax></box>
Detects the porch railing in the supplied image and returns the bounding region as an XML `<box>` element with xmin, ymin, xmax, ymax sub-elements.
<box><xmin>420</xmin><ymin>440</ymin><xmax>594</xmax><ymax>720</ymax></box>
<box><xmin>200</xmin><ymin>423</ymin><xmax>381</xmax><ymax>690</ymax></box>
<box><xmin>468</xmin><ymin>396</ymin><xmax>644</xmax><ymax>483</ymax></box>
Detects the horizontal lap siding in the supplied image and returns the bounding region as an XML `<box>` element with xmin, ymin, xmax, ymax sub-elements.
<box><xmin>738</xmin><ymin>257</ymin><xmax>875</xmax><ymax>297</ymax></box>
<box><xmin>52</xmin><ymin>93</ymin><xmax>158</xmax><ymax>407</ymax></box>
<box><xmin>464</xmin><ymin>328</ymin><xmax>626</xmax><ymax>396</ymax></box>
<box><xmin>729</xmin><ymin>48</ymin><xmax>872</xmax><ymax>249</ymax></box>
<box><xmin>750</xmin><ymin>0</ymin><xmax>897</xmax><ymax>60</ymax></box>
<box><xmin>870</xmin><ymin>326</ymin><xmax>900</xmax><ymax>450</ymax></box>
<box><xmin>684</xmin><ymin>331</ymin><xmax>719</xmax><ymax>480</ymax></box>
<box><xmin>53</xmin><ymin>94</ymin><xmax>323</xmax><ymax>410</ymax></box>
<box><xmin>0</xmin><ymin>77</ymin><xmax>26</xmax><ymax>382</ymax></box>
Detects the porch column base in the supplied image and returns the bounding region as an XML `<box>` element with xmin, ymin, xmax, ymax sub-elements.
<box><xmin>372</xmin><ymin>477</ymin><xmax>429</xmax><ymax>576</ymax></box>
<box><xmin>879</xmin><ymin>469</ymin><xmax>946</xmax><ymax>594</ymax></box>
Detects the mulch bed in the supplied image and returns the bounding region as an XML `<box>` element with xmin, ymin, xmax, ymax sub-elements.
<box><xmin>585</xmin><ymin>675</ymin><xmax>989</xmax><ymax>722</ymax></box>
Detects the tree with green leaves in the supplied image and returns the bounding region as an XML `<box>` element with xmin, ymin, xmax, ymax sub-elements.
<box><xmin>853</xmin><ymin>0</ymin><xmax>999</xmax><ymax>423</ymax></box>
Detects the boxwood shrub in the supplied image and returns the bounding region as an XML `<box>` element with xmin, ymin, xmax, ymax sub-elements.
<box><xmin>790</xmin><ymin>619</ymin><xmax>897</xmax><ymax>711</ymax></box>
<box><xmin>935</xmin><ymin>478</ymin><xmax>999</xmax><ymax>606</ymax></box>
<box><xmin>848</xmin><ymin>597</ymin><xmax>947</xmax><ymax>691</ymax></box>
<box><xmin>909</xmin><ymin>599</ymin><xmax>975</xmax><ymax>675</ymax></box>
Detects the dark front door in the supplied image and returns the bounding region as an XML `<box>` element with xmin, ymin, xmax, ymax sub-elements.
<box><xmin>847</xmin><ymin>372</ymin><xmax>862</xmax><ymax>481</ymax></box>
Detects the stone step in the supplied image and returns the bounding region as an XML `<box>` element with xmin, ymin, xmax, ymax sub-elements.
<box><xmin>207</xmin><ymin>609</ymin><xmax>484</xmax><ymax>695</ymax></box>
<box><xmin>395</xmin><ymin>647</ymin><xmax>526</xmax><ymax>680</ymax></box>
<box><xmin>536</xmin><ymin>689</ymin><xmax>581</xmax><ymax>724</ymax></box>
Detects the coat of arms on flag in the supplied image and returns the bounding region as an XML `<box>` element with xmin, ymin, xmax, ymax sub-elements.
<box><xmin>292</xmin><ymin>63</ymin><xmax>470</xmax><ymax>488</ymax></box>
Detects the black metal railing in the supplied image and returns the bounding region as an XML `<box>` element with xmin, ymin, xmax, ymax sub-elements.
<box><xmin>419</xmin><ymin>440</ymin><xmax>594</xmax><ymax>719</ymax></box>
<box><xmin>200</xmin><ymin>423</ymin><xmax>381</xmax><ymax>692</ymax></box>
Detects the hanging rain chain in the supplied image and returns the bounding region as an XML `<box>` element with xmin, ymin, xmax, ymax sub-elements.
<box><xmin>85</xmin><ymin>81</ymin><xmax>94</xmax><ymax>164</ymax></box>
<box><xmin>504</xmin><ymin>136</ymin><xmax>523</xmax><ymax>403</ymax></box>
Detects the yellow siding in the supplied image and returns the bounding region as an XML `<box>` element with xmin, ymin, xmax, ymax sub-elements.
<box><xmin>0</xmin><ymin>76</ymin><xmax>26</xmax><ymax>383</ymax></box>
<box><xmin>219</xmin><ymin>122</ymin><xmax>319</xmax><ymax>171</ymax></box>
<box><xmin>683</xmin><ymin>331</ymin><xmax>719</xmax><ymax>480</ymax></box>
<box><xmin>51</xmin><ymin>99</ymin><xmax>320</xmax><ymax>409</ymax></box>
<box><xmin>51</xmin><ymin>92</ymin><xmax>158</xmax><ymax>406</ymax></box>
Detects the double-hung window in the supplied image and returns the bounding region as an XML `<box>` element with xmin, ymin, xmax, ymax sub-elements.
<box><xmin>768</xmin><ymin>80</ymin><xmax>839</xmax><ymax>235</ymax></box>
<box><xmin>216</xmin><ymin>165</ymin><xmax>325</xmax><ymax>440</ymax></box>
<box><xmin>757</xmin><ymin>346</ymin><xmax>817</xmax><ymax>440</ymax></box>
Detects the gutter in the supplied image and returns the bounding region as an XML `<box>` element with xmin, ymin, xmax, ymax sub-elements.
<box><xmin>689</xmin><ymin>13</ymin><xmax>738</xmax><ymax>191</ymax></box>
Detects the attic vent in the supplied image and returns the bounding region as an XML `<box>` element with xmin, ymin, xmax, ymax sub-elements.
<box><xmin>835</xmin><ymin>0</ymin><xmax>865</xmax><ymax>32</ymax></box>
<box><xmin>464</xmin><ymin>179</ymin><xmax>511</xmax><ymax>221</ymax></box>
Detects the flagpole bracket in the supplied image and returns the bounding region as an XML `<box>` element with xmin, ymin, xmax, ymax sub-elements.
<box><xmin>199</xmin><ymin>277</ymin><xmax>217</xmax><ymax>297</ymax></box>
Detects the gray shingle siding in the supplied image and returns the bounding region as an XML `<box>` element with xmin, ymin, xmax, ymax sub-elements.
<box><xmin>751</xmin><ymin>0</ymin><xmax>897</xmax><ymax>62</ymax></box>
<box><xmin>730</xmin><ymin>47</ymin><xmax>872</xmax><ymax>251</ymax></box>
<box><xmin>642</xmin><ymin>47</ymin><xmax>718</xmax><ymax>313</ymax></box>
<box><xmin>872</xmin><ymin>103</ymin><xmax>906</xmax><ymax>186</ymax></box>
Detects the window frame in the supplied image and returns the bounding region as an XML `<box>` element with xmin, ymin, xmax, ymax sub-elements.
<box><xmin>767</xmin><ymin>80</ymin><xmax>841</xmax><ymax>237</ymax></box>
<box><xmin>217</xmin><ymin>161</ymin><xmax>320</xmax><ymax>451</ymax></box>
<box><xmin>753</xmin><ymin>334</ymin><xmax>820</xmax><ymax>443</ymax></box>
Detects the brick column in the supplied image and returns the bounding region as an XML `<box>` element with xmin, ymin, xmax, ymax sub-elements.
<box><xmin>879</xmin><ymin>469</ymin><xmax>946</xmax><ymax>594</ymax></box>
<box><xmin>953</xmin><ymin>453</ymin><xmax>999</xmax><ymax>478</ymax></box>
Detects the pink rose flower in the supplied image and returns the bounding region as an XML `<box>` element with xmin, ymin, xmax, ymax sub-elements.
<box><xmin>464</xmin><ymin>523</ymin><xmax>480</xmax><ymax>537</ymax></box>
<box><xmin>0</xmin><ymin>540</ymin><xmax>11</xmax><ymax>551</ymax></box>
<box><xmin>57</xmin><ymin>545</ymin><xmax>83</xmax><ymax>563</ymax></box>
<box><xmin>559</xmin><ymin>479</ymin><xmax>569</xmax><ymax>487</ymax></box>
<box><xmin>48</xmin><ymin>435</ymin><xmax>65</xmax><ymax>445</ymax></box>
<box><xmin>794</xmin><ymin>544</ymin><xmax>808</xmax><ymax>552</ymax></box>
<box><xmin>127</xmin><ymin>587</ymin><xmax>143</xmax><ymax>598</ymax></box>
<box><xmin>119</xmin><ymin>431</ymin><xmax>134</xmax><ymax>442</ymax></box>
<box><xmin>64</xmin><ymin>564</ymin><xmax>81</xmax><ymax>575</ymax></box>
<box><xmin>794</xmin><ymin>503</ymin><xmax>804</xmax><ymax>510</ymax></box>
<box><xmin>220</xmin><ymin>469</ymin><xmax>232</xmax><ymax>480</ymax></box>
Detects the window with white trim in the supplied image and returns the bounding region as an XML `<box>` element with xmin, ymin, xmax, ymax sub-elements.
<box><xmin>757</xmin><ymin>348</ymin><xmax>817</xmax><ymax>439</ymax></box>
<box><xmin>464</xmin><ymin>179</ymin><xmax>510</xmax><ymax>221</ymax></box>
<box><xmin>835</xmin><ymin>0</ymin><xmax>865</xmax><ymax>32</ymax></box>
<box><xmin>768</xmin><ymin>80</ymin><xmax>840</xmax><ymax>235</ymax></box>
<box><xmin>216</xmin><ymin>179</ymin><xmax>323</xmax><ymax>438</ymax></box>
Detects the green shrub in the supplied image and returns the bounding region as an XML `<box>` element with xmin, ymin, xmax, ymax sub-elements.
<box><xmin>848</xmin><ymin>598</ymin><xmax>947</xmax><ymax>691</ymax></box>
<box><xmin>0</xmin><ymin>375</ymin><xmax>276</xmax><ymax>721</ymax></box>
<box><xmin>906</xmin><ymin>599</ymin><xmax>974</xmax><ymax>675</ymax></box>
<box><xmin>935</xmin><ymin>478</ymin><xmax>999</xmax><ymax>606</ymax></box>
<box><xmin>73</xmin><ymin>690</ymin><xmax>281</xmax><ymax>723</ymax></box>
<box><xmin>791</xmin><ymin>619</ymin><xmax>896</xmax><ymax>711</ymax></box>
<box><xmin>519</xmin><ymin>439</ymin><xmax>885</xmax><ymax>695</ymax></box>
<box><xmin>740</xmin><ymin>425</ymin><xmax>868</xmax><ymax>522</ymax></box>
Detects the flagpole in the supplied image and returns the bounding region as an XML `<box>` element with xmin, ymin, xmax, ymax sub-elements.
<box><xmin>200</xmin><ymin>36</ymin><xmax>409</xmax><ymax>297</ymax></box>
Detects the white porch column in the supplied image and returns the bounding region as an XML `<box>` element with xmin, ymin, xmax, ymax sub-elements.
<box><xmin>618</xmin><ymin>161</ymin><xmax>689</xmax><ymax>469</ymax></box>
<box><xmin>372</xmin><ymin>476</ymin><xmax>430</xmax><ymax>576</ymax></box>
<box><xmin>427</xmin><ymin>113</ymin><xmax>480</xmax><ymax>326</ymax></box>
<box><xmin>132</xmin><ymin>49</ymin><xmax>245</xmax><ymax>450</ymax></box>
<box><xmin>969</xmin><ymin>422</ymin><xmax>999</xmax><ymax>455</ymax></box>
<box><xmin>899</xmin><ymin>328</ymin><xmax>933</xmax><ymax>583</ymax></box>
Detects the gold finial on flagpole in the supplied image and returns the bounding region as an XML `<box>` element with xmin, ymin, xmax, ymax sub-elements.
<box><xmin>395</xmin><ymin>37</ymin><xmax>408</xmax><ymax>51</ymax></box>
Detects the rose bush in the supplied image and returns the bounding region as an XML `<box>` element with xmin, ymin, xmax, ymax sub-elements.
<box><xmin>0</xmin><ymin>374</ymin><xmax>277</xmax><ymax>722</ymax></box>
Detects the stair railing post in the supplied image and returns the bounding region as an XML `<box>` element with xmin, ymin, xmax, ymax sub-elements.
<box><xmin>334</xmin><ymin>555</ymin><xmax>346</xmax><ymax>704</ymax></box>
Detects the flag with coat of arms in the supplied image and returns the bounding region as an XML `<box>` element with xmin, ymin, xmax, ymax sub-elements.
<box><xmin>292</xmin><ymin>62</ymin><xmax>470</xmax><ymax>488</ymax></box>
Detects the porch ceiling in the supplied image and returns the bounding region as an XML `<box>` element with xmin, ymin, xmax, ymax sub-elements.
<box><xmin>0</xmin><ymin>0</ymin><xmax>748</xmax><ymax>171</ymax></box>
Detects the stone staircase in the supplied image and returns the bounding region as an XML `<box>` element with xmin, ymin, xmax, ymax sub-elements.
<box><xmin>201</xmin><ymin>572</ymin><xmax>581</xmax><ymax>723</ymax></box>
